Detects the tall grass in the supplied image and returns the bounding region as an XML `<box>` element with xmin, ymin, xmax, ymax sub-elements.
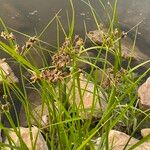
<box><xmin>0</xmin><ymin>0</ymin><xmax>150</xmax><ymax>149</ymax></box>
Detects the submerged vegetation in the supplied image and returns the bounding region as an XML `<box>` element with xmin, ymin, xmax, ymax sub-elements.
<box><xmin>0</xmin><ymin>0</ymin><xmax>150</xmax><ymax>149</ymax></box>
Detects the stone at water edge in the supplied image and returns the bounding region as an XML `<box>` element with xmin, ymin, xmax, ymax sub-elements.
<box><xmin>0</xmin><ymin>58</ymin><xmax>18</xmax><ymax>85</ymax></box>
<box><xmin>0</xmin><ymin>58</ymin><xmax>18</xmax><ymax>94</ymax></box>
<box><xmin>87</xmin><ymin>30</ymin><xmax>149</xmax><ymax>62</ymax></box>
<box><xmin>94</xmin><ymin>130</ymin><xmax>150</xmax><ymax>150</ymax></box>
<box><xmin>87</xmin><ymin>30</ymin><xmax>103</xmax><ymax>45</ymax></box>
<box><xmin>138</xmin><ymin>76</ymin><xmax>150</xmax><ymax>110</ymax></box>
<box><xmin>30</xmin><ymin>104</ymin><xmax>50</xmax><ymax>128</ymax></box>
<box><xmin>141</xmin><ymin>128</ymin><xmax>150</xmax><ymax>142</ymax></box>
<box><xmin>67</xmin><ymin>74</ymin><xmax>107</xmax><ymax>119</ymax></box>
<box><xmin>3</xmin><ymin>126</ymin><xmax>48</xmax><ymax>150</ymax></box>
<box><xmin>19</xmin><ymin>89</ymin><xmax>43</xmax><ymax>127</ymax></box>
<box><xmin>20</xmin><ymin>103</ymin><xmax>50</xmax><ymax>128</ymax></box>
<box><xmin>0</xmin><ymin>58</ymin><xmax>18</xmax><ymax>144</ymax></box>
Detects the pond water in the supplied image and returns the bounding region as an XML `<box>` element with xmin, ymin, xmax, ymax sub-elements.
<box><xmin>0</xmin><ymin>0</ymin><xmax>150</xmax><ymax>61</ymax></box>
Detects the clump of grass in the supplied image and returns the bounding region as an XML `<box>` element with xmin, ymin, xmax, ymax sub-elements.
<box><xmin>0</xmin><ymin>0</ymin><xmax>150</xmax><ymax>149</ymax></box>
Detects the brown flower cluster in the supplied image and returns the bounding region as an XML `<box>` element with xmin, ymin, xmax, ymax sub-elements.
<box><xmin>40</xmin><ymin>38</ymin><xmax>72</xmax><ymax>83</ymax></box>
<box><xmin>0</xmin><ymin>102</ymin><xmax>11</xmax><ymax>113</ymax></box>
<box><xmin>42</xmin><ymin>36</ymin><xmax>84</xmax><ymax>83</ymax></box>
<box><xmin>52</xmin><ymin>51</ymin><xmax>71</xmax><ymax>69</ymax></box>
<box><xmin>16</xmin><ymin>36</ymin><xmax>37</xmax><ymax>54</ymax></box>
<box><xmin>73</xmin><ymin>35</ymin><xmax>84</xmax><ymax>53</ymax></box>
<box><xmin>22</xmin><ymin>36</ymin><xmax>37</xmax><ymax>49</ymax></box>
<box><xmin>40</xmin><ymin>68</ymin><xmax>68</xmax><ymax>83</ymax></box>
<box><xmin>30</xmin><ymin>36</ymin><xmax>84</xmax><ymax>83</ymax></box>
<box><xmin>1</xmin><ymin>31</ymin><xmax>37</xmax><ymax>55</ymax></box>
<box><xmin>1</xmin><ymin>31</ymin><xmax>15</xmax><ymax>40</ymax></box>
<box><xmin>102</xmin><ymin>67</ymin><xmax>127</xmax><ymax>88</ymax></box>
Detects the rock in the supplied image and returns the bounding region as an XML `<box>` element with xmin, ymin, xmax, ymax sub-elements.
<box><xmin>138</xmin><ymin>77</ymin><xmax>150</xmax><ymax>110</ymax></box>
<box><xmin>3</xmin><ymin>126</ymin><xmax>48</xmax><ymax>150</ymax></box>
<box><xmin>0</xmin><ymin>58</ymin><xmax>18</xmax><ymax>84</ymax></box>
<box><xmin>0</xmin><ymin>56</ymin><xmax>19</xmax><ymax>112</ymax></box>
<box><xmin>31</xmin><ymin>104</ymin><xmax>50</xmax><ymax>128</ymax></box>
<box><xmin>19</xmin><ymin>89</ymin><xmax>42</xmax><ymax>126</ymax></box>
<box><xmin>0</xmin><ymin>58</ymin><xmax>18</xmax><ymax>97</ymax></box>
<box><xmin>20</xmin><ymin>105</ymin><xmax>50</xmax><ymax>128</ymax></box>
<box><xmin>68</xmin><ymin>74</ymin><xmax>107</xmax><ymax>118</ymax></box>
<box><xmin>87</xmin><ymin>30</ymin><xmax>149</xmax><ymax>63</ymax></box>
<box><xmin>87</xmin><ymin>30</ymin><xmax>103</xmax><ymax>45</ymax></box>
<box><xmin>94</xmin><ymin>130</ymin><xmax>150</xmax><ymax>150</ymax></box>
<box><xmin>19</xmin><ymin>89</ymin><xmax>52</xmax><ymax>128</ymax></box>
<box><xmin>141</xmin><ymin>128</ymin><xmax>150</xmax><ymax>142</ymax></box>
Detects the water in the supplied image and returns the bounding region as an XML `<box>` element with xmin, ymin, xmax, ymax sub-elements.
<box><xmin>0</xmin><ymin>0</ymin><xmax>149</xmax><ymax>57</ymax></box>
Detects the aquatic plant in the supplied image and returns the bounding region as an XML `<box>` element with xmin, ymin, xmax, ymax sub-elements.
<box><xmin>0</xmin><ymin>0</ymin><xmax>149</xmax><ymax>149</ymax></box>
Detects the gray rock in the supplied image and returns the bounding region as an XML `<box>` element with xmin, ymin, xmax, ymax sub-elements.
<box><xmin>87</xmin><ymin>30</ymin><xmax>149</xmax><ymax>62</ymax></box>
<box><xmin>0</xmin><ymin>58</ymin><xmax>18</xmax><ymax>85</ymax></box>
<box><xmin>141</xmin><ymin>128</ymin><xmax>150</xmax><ymax>142</ymax></box>
<box><xmin>19</xmin><ymin>89</ymin><xmax>43</xmax><ymax>126</ymax></box>
<box><xmin>68</xmin><ymin>74</ymin><xmax>107</xmax><ymax>118</ymax></box>
<box><xmin>138</xmin><ymin>77</ymin><xmax>150</xmax><ymax>110</ymax></box>
<box><xmin>31</xmin><ymin>104</ymin><xmax>51</xmax><ymax>128</ymax></box>
<box><xmin>3</xmin><ymin>126</ymin><xmax>48</xmax><ymax>150</ymax></box>
<box><xmin>19</xmin><ymin>90</ymin><xmax>53</xmax><ymax>128</ymax></box>
<box><xmin>94</xmin><ymin>130</ymin><xmax>150</xmax><ymax>150</ymax></box>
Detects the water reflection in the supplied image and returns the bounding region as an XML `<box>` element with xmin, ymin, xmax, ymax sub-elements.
<box><xmin>0</xmin><ymin>0</ymin><xmax>150</xmax><ymax>57</ymax></box>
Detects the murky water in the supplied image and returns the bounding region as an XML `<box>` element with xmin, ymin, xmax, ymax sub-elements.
<box><xmin>0</xmin><ymin>0</ymin><xmax>149</xmax><ymax>61</ymax></box>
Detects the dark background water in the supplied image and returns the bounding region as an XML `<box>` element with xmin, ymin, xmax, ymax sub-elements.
<box><xmin>0</xmin><ymin>0</ymin><xmax>149</xmax><ymax>76</ymax></box>
<box><xmin>0</xmin><ymin>0</ymin><xmax>150</xmax><ymax>57</ymax></box>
